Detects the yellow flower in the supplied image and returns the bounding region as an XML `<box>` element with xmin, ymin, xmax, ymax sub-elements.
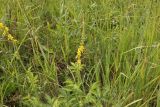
<box><xmin>0</xmin><ymin>22</ymin><xmax>18</xmax><ymax>43</ymax></box>
<box><xmin>7</xmin><ymin>34</ymin><xmax>17</xmax><ymax>43</ymax></box>
<box><xmin>0</xmin><ymin>23</ymin><xmax>4</xmax><ymax>29</ymax></box>
<box><xmin>76</xmin><ymin>44</ymin><xmax>85</xmax><ymax>64</ymax></box>
<box><xmin>2</xmin><ymin>30</ymin><xmax>7</xmax><ymax>36</ymax></box>
<box><xmin>7</xmin><ymin>34</ymin><xmax>14</xmax><ymax>40</ymax></box>
<box><xmin>4</xmin><ymin>27</ymin><xmax>9</xmax><ymax>32</ymax></box>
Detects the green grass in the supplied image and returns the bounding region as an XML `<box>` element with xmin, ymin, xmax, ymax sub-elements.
<box><xmin>0</xmin><ymin>0</ymin><xmax>160</xmax><ymax>107</ymax></box>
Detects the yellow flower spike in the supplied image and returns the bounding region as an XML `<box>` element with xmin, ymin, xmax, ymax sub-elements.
<box><xmin>76</xmin><ymin>44</ymin><xmax>85</xmax><ymax>65</ymax></box>
<box><xmin>0</xmin><ymin>22</ymin><xmax>18</xmax><ymax>43</ymax></box>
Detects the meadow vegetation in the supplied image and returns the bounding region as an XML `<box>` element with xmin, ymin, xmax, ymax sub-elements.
<box><xmin>0</xmin><ymin>0</ymin><xmax>160</xmax><ymax>107</ymax></box>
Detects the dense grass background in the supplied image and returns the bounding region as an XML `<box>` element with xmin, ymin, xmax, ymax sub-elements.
<box><xmin>0</xmin><ymin>0</ymin><xmax>160</xmax><ymax>107</ymax></box>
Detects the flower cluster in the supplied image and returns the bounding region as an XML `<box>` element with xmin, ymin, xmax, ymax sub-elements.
<box><xmin>76</xmin><ymin>43</ymin><xmax>85</xmax><ymax>64</ymax></box>
<box><xmin>0</xmin><ymin>22</ymin><xmax>17</xmax><ymax>43</ymax></box>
